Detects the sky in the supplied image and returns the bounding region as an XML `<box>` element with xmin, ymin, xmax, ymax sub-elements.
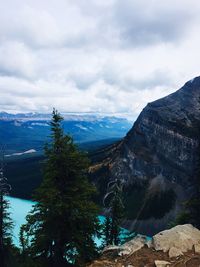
<box><xmin>0</xmin><ymin>0</ymin><xmax>200</xmax><ymax>119</ymax></box>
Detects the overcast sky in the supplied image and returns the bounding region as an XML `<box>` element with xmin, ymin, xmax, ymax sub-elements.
<box><xmin>0</xmin><ymin>0</ymin><xmax>200</xmax><ymax>118</ymax></box>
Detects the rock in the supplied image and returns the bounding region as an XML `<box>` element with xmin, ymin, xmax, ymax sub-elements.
<box><xmin>168</xmin><ymin>247</ymin><xmax>183</xmax><ymax>258</ymax></box>
<box><xmin>102</xmin><ymin>236</ymin><xmax>147</xmax><ymax>257</ymax></box>
<box><xmin>118</xmin><ymin>236</ymin><xmax>147</xmax><ymax>256</ymax></box>
<box><xmin>103</xmin><ymin>245</ymin><xmax>119</xmax><ymax>253</ymax></box>
<box><xmin>154</xmin><ymin>260</ymin><xmax>171</xmax><ymax>267</ymax></box>
<box><xmin>153</xmin><ymin>224</ymin><xmax>200</xmax><ymax>254</ymax></box>
<box><xmin>146</xmin><ymin>239</ymin><xmax>153</xmax><ymax>248</ymax></box>
<box><xmin>87</xmin><ymin>259</ymin><xmax>114</xmax><ymax>266</ymax></box>
<box><xmin>89</xmin><ymin>224</ymin><xmax>200</xmax><ymax>267</ymax></box>
<box><xmin>194</xmin><ymin>243</ymin><xmax>200</xmax><ymax>254</ymax></box>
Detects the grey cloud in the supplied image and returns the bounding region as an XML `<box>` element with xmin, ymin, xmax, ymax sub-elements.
<box><xmin>0</xmin><ymin>0</ymin><xmax>198</xmax><ymax>51</ymax></box>
<box><xmin>110</xmin><ymin>0</ymin><xmax>199</xmax><ymax>47</ymax></box>
<box><xmin>74</xmin><ymin>0</ymin><xmax>200</xmax><ymax>49</ymax></box>
<box><xmin>0</xmin><ymin>0</ymin><xmax>200</xmax><ymax>117</ymax></box>
<box><xmin>119</xmin><ymin>71</ymin><xmax>176</xmax><ymax>91</ymax></box>
<box><xmin>0</xmin><ymin>41</ymin><xmax>37</xmax><ymax>79</ymax></box>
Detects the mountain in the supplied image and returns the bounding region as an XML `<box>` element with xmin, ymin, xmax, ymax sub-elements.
<box><xmin>0</xmin><ymin>112</ymin><xmax>132</xmax><ymax>153</ymax></box>
<box><xmin>90</xmin><ymin>76</ymin><xmax>200</xmax><ymax>235</ymax></box>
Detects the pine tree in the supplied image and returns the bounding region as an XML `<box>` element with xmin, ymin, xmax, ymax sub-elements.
<box><xmin>23</xmin><ymin>109</ymin><xmax>100</xmax><ymax>267</ymax></box>
<box><xmin>103</xmin><ymin>216</ymin><xmax>111</xmax><ymax>246</ymax></box>
<box><xmin>103</xmin><ymin>180</ymin><xmax>124</xmax><ymax>246</ymax></box>
<box><xmin>0</xmin><ymin>150</ymin><xmax>13</xmax><ymax>267</ymax></box>
<box><xmin>19</xmin><ymin>224</ymin><xmax>29</xmax><ymax>258</ymax></box>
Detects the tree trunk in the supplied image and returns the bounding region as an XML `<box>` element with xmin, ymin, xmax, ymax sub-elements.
<box><xmin>53</xmin><ymin>240</ymin><xmax>65</xmax><ymax>267</ymax></box>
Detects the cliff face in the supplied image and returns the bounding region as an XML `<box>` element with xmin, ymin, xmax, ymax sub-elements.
<box><xmin>91</xmin><ymin>77</ymin><xmax>200</xmax><ymax>235</ymax></box>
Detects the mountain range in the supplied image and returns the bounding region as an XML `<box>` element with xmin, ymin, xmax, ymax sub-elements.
<box><xmin>0</xmin><ymin>112</ymin><xmax>132</xmax><ymax>153</ymax></box>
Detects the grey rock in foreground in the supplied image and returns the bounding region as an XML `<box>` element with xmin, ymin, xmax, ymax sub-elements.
<box><xmin>153</xmin><ymin>224</ymin><xmax>200</xmax><ymax>257</ymax></box>
<box><xmin>104</xmin><ymin>224</ymin><xmax>200</xmax><ymax>258</ymax></box>
<box><xmin>88</xmin><ymin>224</ymin><xmax>200</xmax><ymax>266</ymax></box>
<box><xmin>155</xmin><ymin>260</ymin><xmax>171</xmax><ymax>267</ymax></box>
<box><xmin>104</xmin><ymin>235</ymin><xmax>147</xmax><ymax>256</ymax></box>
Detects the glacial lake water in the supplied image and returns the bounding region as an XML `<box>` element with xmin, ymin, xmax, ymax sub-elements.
<box><xmin>8</xmin><ymin>196</ymin><xmax>131</xmax><ymax>247</ymax></box>
<box><xmin>8</xmin><ymin>197</ymin><xmax>35</xmax><ymax>246</ymax></box>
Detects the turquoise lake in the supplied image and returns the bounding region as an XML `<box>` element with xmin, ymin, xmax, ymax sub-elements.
<box><xmin>8</xmin><ymin>196</ymin><xmax>131</xmax><ymax>247</ymax></box>
<box><xmin>8</xmin><ymin>197</ymin><xmax>35</xmax><ymax>246</ymax></box>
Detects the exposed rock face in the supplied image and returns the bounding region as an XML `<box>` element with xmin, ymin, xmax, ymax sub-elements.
<box><xmin>91</xmin><ymin>77</ymin><xmax>200</xmax><ymax>235</ymax></box>
<box><xmin>110</xmin><ymin>77</ymin><xmax>200</xmax><ymax>186</ymax></box>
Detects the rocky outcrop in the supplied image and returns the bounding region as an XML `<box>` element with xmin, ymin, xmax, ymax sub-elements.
<box><xmin>91</xmin><ymin>77</ymin><xmax>200</xmax><ymax>235</ymax></box>
<box><xmin>152</xmin><ymin>224</ymin><xmax>200</xmax><ymax>257</ymax></box>
<box><xmin>103</xmin><ymin>235</ymin><xmax>147</xmax><ymax>256</ymax></box>
<box><xmin>88</xmin><ymin>224</ymin><xmax>200</xmax><ymax>267</ymax></box>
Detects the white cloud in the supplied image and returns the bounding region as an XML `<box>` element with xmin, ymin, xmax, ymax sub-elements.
<box><xmin>0</xmin><ymin>0</ymin><xmax>200</xmax><ymax>119</ymax></box>
<box><xmin>0</xmin><ymin>41</ymin><xmax>36</xmax><ymax>78</ymax></box>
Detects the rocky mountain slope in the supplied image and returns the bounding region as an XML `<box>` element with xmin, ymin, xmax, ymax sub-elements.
<box><xmin>90</xmin><ymin>76</ymin><xmax>200</xmax><ymax>235</ymax></box>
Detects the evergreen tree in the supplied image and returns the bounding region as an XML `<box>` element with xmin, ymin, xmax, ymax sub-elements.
<box><xmin>19</xmin><ymin>224</ymin><xmax>30</xmax><ymax>260</ymax></box>
<box><xmin>103</xmin><ymin>217</ymin><xmax>111</xmax><ymax>246</ymax></box>
<box><xmin>23</xmin><ymin>109</ymin><xmax>100</xmax><ymax>267</ymax></box>
<box><xmin>103</xmin><ymin>180</ymin><xmax>124</xmax><ymax>246</ymax></box>
<box><xmin>0</xmin><ymin>150</ymin><xmax>13</xmax><ymax>267</ymax></box>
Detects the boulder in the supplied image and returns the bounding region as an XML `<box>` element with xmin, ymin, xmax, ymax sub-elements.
<box><xmin>89</xmin><ymin>224</ymin><xmax>200</xmax><ymax>267</ymax></box>
<box><xmin>118</xmin><ymin>236</ymin><xmax>147</xmax><ymax>256</ymax></box>
<box><xmin>103</xmin><ymin>235</ymin><xmax>147</xmax><ymax>257</ymax></box>
<box><xmin>153</xmin><ymin>224</ymin><xmax>200</xmax><ymax>254</ymax></box>
<box><xmin>154</xmin><ymin>260</ymin><xmax>171</xmax><ymax>267</ymax></box>
<box><xmin>194</xmin><ymin>243</ymin><xmax>200</xmax><ymax>254</ymax></box>
<box><xmin>168</xmin><ymin>247</ymin><xmax>183</xmax><ymax>258</ymax></box>
<box><xmin>103</xmin><ymin>245</ymin><xmax>119</xmax><ymax>253</ymax></box>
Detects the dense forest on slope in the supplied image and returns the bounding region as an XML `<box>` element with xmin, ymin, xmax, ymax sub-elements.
<box><xmin>4</xmin><ymin>138</ymin><xmax>119</xmax><ymax>199</ymax></box>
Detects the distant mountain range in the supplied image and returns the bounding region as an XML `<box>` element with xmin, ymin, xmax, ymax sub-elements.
<box><xmin>0</xmin><ymin>112</ymin><xmax>132</xmax><ymax>154</ymax></box>
<box><xmin>0</xmin><ymin>111</ymin><xmax>130</xmax><ymax>122</ymax></box>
